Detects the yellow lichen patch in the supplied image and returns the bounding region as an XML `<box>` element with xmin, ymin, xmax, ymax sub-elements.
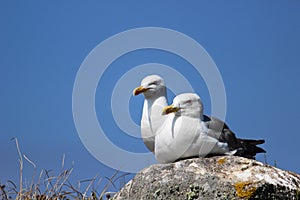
<box><xmin>217</xmin><ymin>157</ymin><xmax>226</xmax><ymax>165</ymax></box>
<box><xmin>234</xmin><ymin>181</ymin><xmax>256</xmax><ymax>199</ymax></box>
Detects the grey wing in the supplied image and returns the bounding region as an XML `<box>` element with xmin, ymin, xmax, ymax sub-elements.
<box><xmin>203</xmin><ymin>115</ymin><xmax>240</xmax><ymax>149</ymax></box>
<box><xmin>203</xmin><ymin>115</ymin><xmax>229</xmax><ymax>131</ymax></box>
<box><xmin>203</xmin><ymin>115</ymin><xmax>230</xmax><ymax>140</ymax></box>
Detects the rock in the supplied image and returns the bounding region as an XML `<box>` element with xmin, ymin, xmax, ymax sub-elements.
<box><xmin>112</xmin><ymin>156</ymin><xmax>300</xmax><ymax>200</ymax></box>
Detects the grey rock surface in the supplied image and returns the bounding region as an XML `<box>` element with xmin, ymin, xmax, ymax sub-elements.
<box><xmin>113</xmin><ymin>156</ymin><xmax>300</xmax><ymax>200</ymax></box>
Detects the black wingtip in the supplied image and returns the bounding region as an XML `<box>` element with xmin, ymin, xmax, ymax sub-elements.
<box><xmin>240</xmin><ymin>139</ymin><xmax>265</xmax><ymax>145</ymax></box>
<box><xmin>255</xmin><ymin>146</ymin><xmax>266</xmax><ymax>153</ymax></box>
<box><xmin>236</xmin><ymin>139</ymin><xmax>266</xmax><ymax>159</ymax></box>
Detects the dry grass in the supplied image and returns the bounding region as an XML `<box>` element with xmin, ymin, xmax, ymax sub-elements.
<box><xmin>0</xmin><ymin>138</ymin><xmax>129</xmax><ymax>200</ymax></box>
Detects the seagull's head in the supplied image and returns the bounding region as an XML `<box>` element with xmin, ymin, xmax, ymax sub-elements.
<box><xmin>133</xmin><ymin>75</ymin><xmax>166</xmax><ymax>99</ymax></box>
<box><xmin>162</xmin><ymin>93</ymin><xmax>203</xmax><ymax>118</ymax></box>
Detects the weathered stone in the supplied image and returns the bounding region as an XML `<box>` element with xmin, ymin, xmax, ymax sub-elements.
<box><xmin>113</xmin><ymin>156</ymin><xmax>300</xmax><ymax>200</ymax></box>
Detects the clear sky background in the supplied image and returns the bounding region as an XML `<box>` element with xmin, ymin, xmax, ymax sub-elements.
<box><xmin>1</xmin><ymin>1</ymin><xmax>299</xmax><ymax>190</ymax></box>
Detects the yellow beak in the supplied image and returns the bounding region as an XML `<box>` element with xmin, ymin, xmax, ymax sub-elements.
<box><xmin>162</xmin><ymin>105</ymin><xmax>180</xmax><ymax>115</ymax></box>
<box><xmin>133</xmin><ymin>86</ymin><xmax>150</xmax><ymax>96</ymax></box>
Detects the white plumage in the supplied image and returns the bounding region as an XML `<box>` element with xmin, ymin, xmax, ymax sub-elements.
<box><xmin>155</xmin><ymin>93</ymin><xmax>230</xmax><ymax>164</ymax></box>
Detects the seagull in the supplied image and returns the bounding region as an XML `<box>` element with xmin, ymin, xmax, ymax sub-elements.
<box><xmin>155</xmin><ymin>93</ymin><xmax>265</xmax><ymax>164</ymax></box>
<box><xmin>155</xmin><ymin>93</ymin><xmax>232</xmax><ymax>163</ymax></box>
<box><xmin>133</xmin><ymin>75</ymin><xmax>168</xmax><ymax>153</ymax></box>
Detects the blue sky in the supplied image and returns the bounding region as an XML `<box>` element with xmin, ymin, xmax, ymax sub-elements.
<box><xmin>1</xmin><ymin>1</ymin><xmax>299</xmax><ymax>189</ymax></box>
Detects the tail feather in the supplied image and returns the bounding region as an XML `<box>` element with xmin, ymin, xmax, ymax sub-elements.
<box><xmin>220</xmin><ymin>129</ymin><xmax>266</xmax><ymax>159</ymax></box>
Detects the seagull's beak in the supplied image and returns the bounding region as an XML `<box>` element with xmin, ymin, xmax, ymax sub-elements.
<box><xmin>133</xmin><ymin>86</ymin><xmax>150</xmax><ymax>96</ymax></box>
<box><xmin>162</xmin><ymin>105</ymin><xmax>180</xmax><ymax>115</ymax></box>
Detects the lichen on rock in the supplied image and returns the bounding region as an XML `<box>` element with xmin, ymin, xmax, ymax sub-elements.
<box><xmin>234</xmin><ymin>181</ymin><xmax>256</xmax><ymax>198</ymax></box>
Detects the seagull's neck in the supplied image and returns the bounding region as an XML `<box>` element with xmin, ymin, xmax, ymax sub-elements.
<box><xmin>142</xmin><ymin>93</ymin><xmax>168</xmax><ymax>126</ymax></box>
<box><xmin>141</xmin><ymin>94</ymin><xmax>167</xmax><ymax>136</ymax></box>
<box><xmin>144</xmin><ymin>95</ymin><xmax>168</xmax><ymax>113</ymax></box>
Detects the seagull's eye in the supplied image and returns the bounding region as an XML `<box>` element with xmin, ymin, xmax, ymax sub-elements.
<box><xmin>184</xmin><ymin>100</ymin><xmax>192</xmax><ymax>105</ymax></box>
<box><xmin>149</xmin><ymin>81</ymin><xmax>157</xmax><ymax>86</ymax></box>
